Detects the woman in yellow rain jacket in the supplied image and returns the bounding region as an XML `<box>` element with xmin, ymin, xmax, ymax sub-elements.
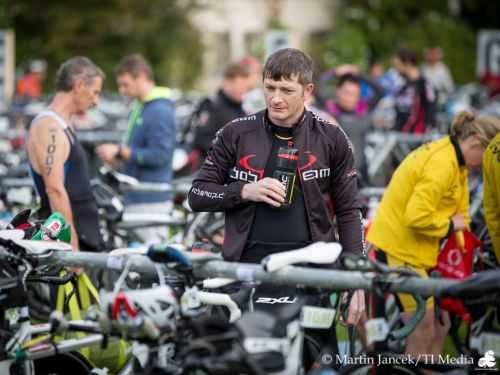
<box><xmin>483</xmin><ymin>132</ymin><xmax>500</xmax><ymax>262</ymax></box>
<box><xmin>367</xmin><ymin>111</ymin><xmax>500</xmax><ymax>359</ymax></box>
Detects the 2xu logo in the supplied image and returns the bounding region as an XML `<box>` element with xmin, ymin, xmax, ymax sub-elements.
<box><xmin>255</xmin><ymin>296</ymin><xmax>297</xmax><ymax>304</ymax></box>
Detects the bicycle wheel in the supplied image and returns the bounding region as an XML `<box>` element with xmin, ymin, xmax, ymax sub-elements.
<box><xmin>339</xmin><ymin>363</ymin><xmax>421</xmax><ymax>375</ymax></box>
<box><xmin>183</xmin><ymin>211</ymin><xmax>224</xmax><ymax>247</ymax></box>
<box><xmin>34</xmin><ymin>351</ymin><xmax>92</xmax><ymax>375</ymax></box>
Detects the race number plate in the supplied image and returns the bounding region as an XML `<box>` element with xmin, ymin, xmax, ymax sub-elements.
<box><xmin>471</xmin><ymin>332</ymin><xmax>500</xmax><ymax>355</ymax></box>
<box><xmin>365</xmin><ymin>318</ymin><xmax>389</xmax><ymax>345</ymax></box>
<box><xmin>300</xmin><ymin>306</ymin><xmax>336</xmax><ymax>329</ymax></box>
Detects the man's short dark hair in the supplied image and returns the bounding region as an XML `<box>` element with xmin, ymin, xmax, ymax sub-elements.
<box><xmin>337</xmin><ymin>73</ymin><xmax>360</xmax><ymax>88</ymax></box>
<box><xmin>115</xmin><ymin>54</ymin><xmax>154</xmax><ymax>80</ymax></box>
<box><xmin>396</xmin><ymin>48</ymin><xmax>418</xmax><ymax>66</ymax></box>
<box><xmin>263</xmin><ymin>48</ymin><xmax>313</xmax><ymax>85</ymax></box>
<box><xmin>55</xmin><ymin>56</ymin><xmax>105</xmax><ymax>92</ymax></box>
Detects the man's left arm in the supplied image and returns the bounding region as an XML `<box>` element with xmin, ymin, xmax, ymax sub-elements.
<box><xmin>129</xmin><ymin>104</ymin><xmax>175</xmax><ymax>167</ymax></box>
<box><xmin>330</xmin><ymin>127</ymin><xmax>364</xmax><ymax>256</ymax></box>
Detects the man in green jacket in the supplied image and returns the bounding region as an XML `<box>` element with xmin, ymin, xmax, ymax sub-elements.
<box><xmin>96</xmin><ymin>54</ymin><xmax>176</xmax><ymax>243</ymax></box>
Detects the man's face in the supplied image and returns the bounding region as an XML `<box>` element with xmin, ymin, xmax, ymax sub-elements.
<box><xmin>424</xmin><ymin>48</ymin><xmax>442</xmax><ymax>65</ymax></box>
<box><xmin>116</xmin><ymin>73</ymin><xmax>141</xmax><ymax>100</ymax></box>
<box><xmin>336</xmin><ymin>81</ymin><xmax>360</xmax><ymax>112</ymax></box>
<box><xmin>74</xmin><ymin>76</ymin><xmax>103</xmax><ymax>112</ymax></box>
<box><xmin>223</xmin><ymin>76</ymin><xmax>251</xmax><ymax>103</ymax></box>
<box><xmin>263</xmin><ymin>74</ymin><xmax>313</xmax><ymax>126</ymax></box>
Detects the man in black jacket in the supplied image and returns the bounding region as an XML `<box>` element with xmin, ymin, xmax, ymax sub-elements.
<box><xmin>393</xmin><ymin>48</ymin><xmax>436</xmax><ymax>133</ymax></box>
<box><xmin>192</xmin><ymin>62</ymin><xmax>250</xmax><ymax>158</ymax></box>
<box><xmin>188</xmin><ymin>48</ymin><xmax>364</xmax><ymax>262</ymax></box>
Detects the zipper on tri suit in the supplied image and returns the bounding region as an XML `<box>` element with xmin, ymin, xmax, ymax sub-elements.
<box><xmin>289</xmin><ymin>139</ymin><xmax>313</xmax><ymax>239</ymax></box>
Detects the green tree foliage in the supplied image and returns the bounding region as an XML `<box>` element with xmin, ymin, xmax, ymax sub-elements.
<box><xmin>1</xmin><ymin>0</ymin><xmax>202</xmax><ymax>89</ymax></box>
<box><xmin>310</xmin><ymin>22</ymin><xmax>368</xmax><ymax>74</ymax></box>
<box><xmin>310</xmin><ymin>0</ymin><xmax>477</xmax><ymax>84</ymax></box>
<box><xmin>403</xmin><ymin>12</ymin><xmax>475</xmax><ymax>84</ymax></box>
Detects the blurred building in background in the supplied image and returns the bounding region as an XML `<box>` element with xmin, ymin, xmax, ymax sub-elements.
<box><xmin>0</xmin><ymin>30</ymin><xmax>15</xmax><ymax>110</ymax></box>
<box><xmin>190</xmin><ymin>0</ymin><xmax>336</xmax><ymax>92</ymax></box>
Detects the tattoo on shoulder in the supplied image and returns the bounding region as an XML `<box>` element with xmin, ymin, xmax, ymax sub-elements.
<box><xmin>45</xmin><ymin>128</ymin><xmax>57</xmax><ymax>176</ymax></box>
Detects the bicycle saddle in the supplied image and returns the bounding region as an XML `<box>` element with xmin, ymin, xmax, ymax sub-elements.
<box><xmin>10</xmin><ymin>239</ymin><xmax>73</xmax><ymax>254</ymax></box>
<box><xmin>100</xmin><ymin>165</ymin><xmax>139</xmax><ymax>187</ymax></box>
<box><xmin>0</xmin><ymin>229</ymin><xmax>25</xmax><ymax>241</ymax></box>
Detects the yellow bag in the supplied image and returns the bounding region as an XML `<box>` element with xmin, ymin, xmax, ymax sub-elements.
<box><xmin>56</xmin><ymin>272</ymin><xmax>130</xmax><ymax>373</ymax></box>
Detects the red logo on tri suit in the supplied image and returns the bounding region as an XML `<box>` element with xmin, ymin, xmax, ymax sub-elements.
<box><xmin>298</xmin><ymin>151</ymin><xmax>317</xmax><ymax>171</ymax></box>
<box><xmin>238</xmin><ymin>154</ymin><xmax>265</xmax><ymax>180</ymax></box>
<box><xmin>230</xmin><ymin>154</ymin><xmax>264</xmax><ymax>182</ymax></box>
<box><xmin>232</xmin><ymin>151</ymin><xmax>331</xmax><ymax>182</ymax></box>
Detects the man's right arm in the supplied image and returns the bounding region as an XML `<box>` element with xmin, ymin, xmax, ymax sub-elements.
<box><xmin>29</xmin><ymin>120</ymin><xmax>78</xmax><ymax>250</ymax></box>
<box><xmin>188</xmin><ymin>123</ymin><xmax>286</xmax><ymax>212</ymax></box>
<box><xmin>188</xmin><ymin>124</ymin><xmax>247</xmax><ymax>212</ymax></box>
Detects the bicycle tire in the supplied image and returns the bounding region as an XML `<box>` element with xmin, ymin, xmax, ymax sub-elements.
<box><xmin>338</xmin><ymin>363</ymin><xmax>421</xmax><ymax>375</ymax></box>
<box><xmin>34</xmin><ymin>351</ymin><xmax>92</xmax><ymax>375</ymax></box>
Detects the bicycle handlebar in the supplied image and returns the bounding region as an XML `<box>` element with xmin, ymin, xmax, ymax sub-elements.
<box><xmin>0</xmin><ymin>177</ymin><xmax>34</xmax><ymax>189</ymax></box>
<box><xmin>0</xmin><ymin>245</ymin><xmax>461</xmax><ymax>297</ymax></box>
<box><xmin>49</xmin><ymin>311</ymin><xmax>101</xmax><ymax>335</ymax></box>
<box><xmin>202</xmin><ymin>278</ymin><xmax>238</xmax><ymax>289</ymax></box>
<box><xmin>341</xmin><ymin>253</ymin><xmax>419</xmax><ymax>277</ymax></box>
<box><xmin>197</xmin><ymin>291</ymin><xmax>241</xmax><ymax>323</ymax></box>
<box><xmin>27</xmin><ymin>272</ymin><xmax>76</xmax><ymax>285</ymax></box>
<box><xmin>147</xmin><ymin>244</ymin><xmax>193</xmax><ymax>267</ymax></box>
<box><xmin>440</xmin><ymin>269</ymin><xmax>500</xmax><ymax>298</ymax></box>
<box><xmin>100</xmin><ymin>165</ymin><xmax>191</xmax><ymax>194</ymax></box>
<box><xmin>108</xmin><ymin>247</ymin><xmax>148</xmax><ymax>256</ymax></box>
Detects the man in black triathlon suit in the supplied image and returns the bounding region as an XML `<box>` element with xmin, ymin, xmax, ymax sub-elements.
<box><xmin>188</xmin><ymin>47</ymin><xmax>365</xmax><ymax>370</ymax></box>
<box><xmin>26</xmin><ymin>57</ymin><xmax>105</xmax><ymax>252</ymax></box>
<box><xmin>188</xmin><ymin>48</ymin><xmax>364</xmax><ymax>262</ymax></box>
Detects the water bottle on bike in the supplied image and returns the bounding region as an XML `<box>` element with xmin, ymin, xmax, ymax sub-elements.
<box><xmin>31</xmin><ymin>212</ymin><xmax>71</xmax><ymax>243</ymax></box>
